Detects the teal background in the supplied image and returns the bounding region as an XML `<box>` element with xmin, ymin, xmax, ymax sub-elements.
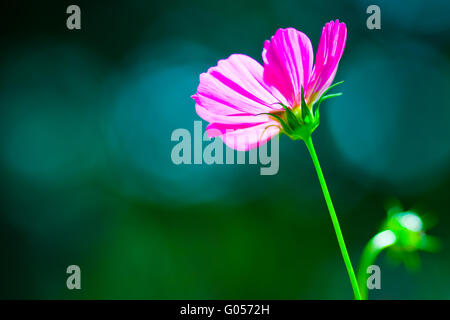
<box><xmin>0</xmin><ymin>0</ymin><xmax>449</xmax><ymax>299</ymax></box>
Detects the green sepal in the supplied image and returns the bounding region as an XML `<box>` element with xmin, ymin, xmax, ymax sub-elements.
<box><xmin>278</xmin><ymin>103</ymin><xmax>301</xmax><ymax>130</ymax></box>
<box><xmin>314</xmin><ymin>100</ymin><xmax>320</xmax><ymax>122</ymax></box>
<box><xmin>317</xmin><ymin>93</ymin><xmax>343</xmax><ymax>107</ymax></box>
<box><xmin>312</xmin><ymin>117</ymin><xmax>320</xmax><ymax>132</ymax></box>
<box><xmin>315</xmin><ymin>92</ymin><xmax>342</xmax><ymax>118</ymax></box>
<box><xmin>257</xmin><ymin>112</ymin><xmax>293</xmax><ymax>136</ymax></box>
<box><xmin>314</xmin><ymin>80</ymin><xmax>344</xmax><ymax>112</ymax></box>
<box><xmin>311</xmin><ymin>80</ymin><xmax>344</xmax><ymax>125</ymax></box>
<box><xmin>260</xmin><ymin>124</ymin><xmax>282</xmax><ymax>141</ymax></box>
<box><xmin>321</xmin><ymin>80</ymin><xmax>344</xmax><ymax>97</ymax></box>
<box><xmin>300</xmin><ymin>87</ymin><xmax>313</xmax><ymax>124</ymax></box>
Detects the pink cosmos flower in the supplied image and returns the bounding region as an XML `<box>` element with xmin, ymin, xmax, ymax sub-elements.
<box><xmin>192</xmin><ymin>20</ymin><xmax>347</xmax><ymax>151</ymax></box>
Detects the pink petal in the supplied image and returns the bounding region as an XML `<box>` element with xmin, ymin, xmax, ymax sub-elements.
<box><xmin>207</xmin><ymin>121</ymin><xmax>280</xmax><ymax>151</ymax></box>
<box><xmin>305</xmin><ymin>20</ymin><xmax>347</xmax><ymax>105</ymax></box>
<box><xmin>193</xmin><ymin>54</ymin><xmax>286</xmax><ymax>125</ymax></box>
<box><xmin>262</xmin><ymin>28</ymin><xmax>314</xmax><ymax>107</ymax></box>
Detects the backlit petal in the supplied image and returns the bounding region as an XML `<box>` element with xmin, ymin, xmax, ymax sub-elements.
<box><xmin>207</xmin><ymin>121</ymin><xmax>280</xmax><ymax>151</ymax></box>
<box><xmin>305</xmin><ymin>20</ymin><xmax>347</xmax><ymax>105</ymax></box>
<box><xmin>262</xmin><ymin>28</ymin><xmax>314</xmax><ymax>106</ymax></box>
<box><xmin>193</xmin><ymin>54</ymin><xmax>286</xmax><ymax>125</ymax></box>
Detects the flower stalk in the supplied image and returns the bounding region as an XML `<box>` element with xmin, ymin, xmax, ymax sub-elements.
<box><xmin>304</xmin><ymin>136</ymin><xmax>362</xmax><ymax>300</ymax></box>
<box><xmin>357</xmin><ymin>231</ymin><xmax>394</xmax><ymax>300</ymax></box>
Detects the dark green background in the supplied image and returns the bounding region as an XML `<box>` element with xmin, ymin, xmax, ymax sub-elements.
<box><xmin>1</xmin><ymin>0</ymin><xmax>449</xmax><ymax>299</ymax></box>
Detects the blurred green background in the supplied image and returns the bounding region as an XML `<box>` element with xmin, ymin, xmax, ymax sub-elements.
<box><xmin>1</xmin><ymin>0</ymin><xmax>449</xmax><ymax>299</ymax></box>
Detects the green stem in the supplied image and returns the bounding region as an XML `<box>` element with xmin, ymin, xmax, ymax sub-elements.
<box><xmin>357</xmin><ymin>238</ymin><xmax>382</xmax><ymax>300</ymax></box>
<box><xmin>304</xmin><ymin>136</ymin><xmax>362</xmax><ymax>300</ymax></box>
<box><xmin>357</xmin><ymin>230</ymin><xmax>395</xmax><ymax>299</ymax></box>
